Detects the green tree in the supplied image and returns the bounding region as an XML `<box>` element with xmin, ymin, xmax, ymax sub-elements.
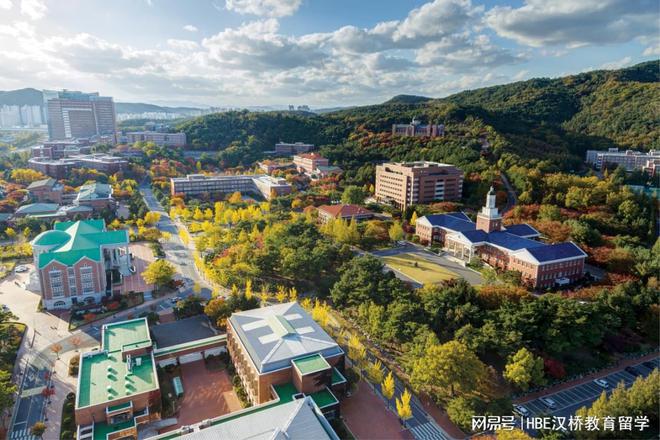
<box><xmin>503</xmin><ymin>348</ymin><xmax>545</xmax><ymax>391</ymax></box>
<box><xmin>330</xmin><ymin>255</ymin><xmax>406</xmax><ymax>308</ymax></box>
<box><xmin>141</xmin><ymin>260</ymin><xmax>176</xmax><ymax>292</ymax></box>
<box><xmin>341</xmin><ymin>185</ymin><xmax>366</xmax><ymax>204</ymax></box>
<box><xmin>575</xmin><ymin>369</ymin><xmax>659</xmax><ymax>439</ymax></box>
<box><xmin>0</xmin><ymin>370</ymin><xmax>17</xmax><ymax>423</ymax></box>
<box><xmin>446</xmin><ymin>396</ymin><xmax>477</xmax><ymax>431</ymax></box>
<box><xmin>411</xmin><ymin>340</ymin><xmax>488</xmax><ymax>398</ymax></box>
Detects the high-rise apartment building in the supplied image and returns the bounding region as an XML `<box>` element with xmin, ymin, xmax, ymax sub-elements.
<box><xmin>46</xmin><ymin>90</ymin><xmax>116</xmax><ymax>140</ymax></box>
<box><xmin>375</xmin><ymin>161</ymin><xmax>463</xmax><ymax>210</ymax></box>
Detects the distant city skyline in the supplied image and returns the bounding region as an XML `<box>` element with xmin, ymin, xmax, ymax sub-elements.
<box><xmin>0</xmin><ymin>0</ymin><xmax>656</xmax><ymax>107</ymax></box>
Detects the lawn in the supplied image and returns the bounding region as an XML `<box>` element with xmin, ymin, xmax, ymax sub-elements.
<box><xmin>381</xmin><ymin>253</ymin><xmax>457</xmax><ymax>284</ymax></box>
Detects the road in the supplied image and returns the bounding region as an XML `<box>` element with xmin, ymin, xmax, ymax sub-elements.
<box><xmin>139</xmin><ymin>184</ymin><xmax>212</xmax><ymax>299</ymax></box>
<box><xmin>500</xmin><ymin>172</ymin><xmax>517</xmax><ymax>213</ymax></box>
<box><xmin>331</xmin><ymin>314</ymin><xmax>452</xmax><ymax>440</ymax></box>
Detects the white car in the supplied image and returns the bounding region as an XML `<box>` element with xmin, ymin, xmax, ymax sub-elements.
<box><xmin>14</xmin><ymin>265</ymin><xmax>28</xmax><ymax>273</ymax></box>
<box><xmin>594</xmin><ymin>378</ymin><xmax>609</xmax><ymax>388</ymax></box>
<box><xmin>513</xmin><ymin>405</ymin><xmax>530</xmax><ymax>416</ymax></box>
<box><xmin>540</xmin><ymin>397</ymin><xmax>557</xmax><ymax>409</ymax></box>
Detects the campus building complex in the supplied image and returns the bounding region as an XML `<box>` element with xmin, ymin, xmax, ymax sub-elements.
<box><xmin>275</xmin><ymin>142</ymin><xmax>314</xmax><ymax>155</ymax></box>
<box><xmin>76</xmin><ymin>318</ymin><xmax>160</xmax><ymax>440</ymax></box>
<box><xmin>170</xmin><ymin>174</ymin><xmax>292</xmax><ymax>200</ymax></box>
<box><xmin>392</xmin><ymin>118</ymin><xmax>444</xmax><ymax>137</ymax></box>
<box><xmin>28</xmin><ymin>154</ymin><xmax>128</xmax><ymax>179</ymax></box>
<box><xmin>585</xmin><ymin>148</ymin><xmax>660</xmax><ymax>172</ymax></box>
<box><xmin>375</xmin><ymin>161</ymin><xmax>463</xmax><ymax>210</ymax></box>
<box><xmin>123</xmin><ymin>131</ymin><xmax>186</xmax><ymax>147</ymax></box>
<box><xmin>416</xmin><ymin>188</ymin><xmax>587</xmax><ymax>289</ymax></box>
<box><xmin>31</xmin><ymin>140</ymin><xmax>92</xmax><ymax>159</ymax></box>
<box><xmin>227</xmin><ymin>302</ymin><xmax>346</xmax><ymax>417</ymax></box>
<box><xmin>293</xmin><ymin>153</ymin><xmax>329</xmax><ymax>174</ymax></box>
<box><xmin>317</xmin><ymin>204</ymin><xmax>374</xmax><ymax>224</ymax></box>
<box><xmin>26</xmin><ymin>178</ymin><xmax>65</xmax><ymax>204</ymax></box>
<box><xmin>30</xmin><ymin>219</ymin><xmax>131</xmax><ymax>309</ymax></box>
<box><xmin>45</xmin><ymin>90</ymin><xmax>116</xmax><ymax>140</ymax></box>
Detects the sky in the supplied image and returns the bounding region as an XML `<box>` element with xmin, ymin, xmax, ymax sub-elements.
<box><xmin>0</xmin><ymin>0</ymin><xmax>657</xmax><ymax>107</ymax></box>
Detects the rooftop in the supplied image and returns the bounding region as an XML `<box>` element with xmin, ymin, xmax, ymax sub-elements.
<box><xmin>174</xmin><ymin>396</ymin><xmax>338</xmax><ymax>440</ymax></box>
<box><xmin>27</xmin><ymin>177</ymin><xmax>56</xmax><ymax>190</ymax></box>
<box><xmin>16</xmin><ymin>202</ymin><xmax>60</xmax><ymax>215</ymax></box>
<box><xmin>151</xmin><ymin>315</ymin><xmax>217</xmax><ymax>349</ymax></box>
<box><xmin>292</xmin><ymin>353</ymin><xmax>331</xmax><ymax>375</ymax></box>
<box><xmin>294</xmin><ymin>152</ymin><xmax>325</xmax><ymax>160</ymax></box>
<box><xmin>228</xmin><ymin>302</ymin><xmax>342</xmax><ymax>374</ymax></box>
<box><xmin>31</xmin><ymin>219</ymin><xmax>128</xmax><ymax>269</ymax></box>
<box><xmin>76</xmin><ymin>182</ymin><xmax>112</xmax><ymax>201</ymax></box>
<box><xmin>77</xmin><ymin>318</ymin><xmax>157</xmax><ymax>409</ymax></box>
<box><xmin>317</xmin><ymin>204</ymin><xmax>374</xmax><ymax>218</ymax></box>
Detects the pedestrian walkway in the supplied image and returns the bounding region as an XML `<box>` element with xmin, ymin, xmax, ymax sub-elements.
<box><xmin>9</xmin><ymin>427</ymin><xmax>37</xmax><ymax>440</ymax></box>
<box><xmin>410</xmin><ymin>422</ymin><xmax>448</xmax><ymax>440</ymax></box>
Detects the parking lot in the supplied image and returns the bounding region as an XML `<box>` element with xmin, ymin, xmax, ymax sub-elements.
<box><xmin>518</xmin><ymin>358</ymin><xmax>659</xmax><ymax>419</ymax></box>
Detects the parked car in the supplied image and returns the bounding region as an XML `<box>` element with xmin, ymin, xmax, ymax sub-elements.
<box><xmin>14</xmin><ymin>265</ymin><xmax>28</xmax><ymax>273</ymax></box>
<box><xmin>594</xmin><ymin>378</ymin><xmax>609</xmax><ymax>388</ymax></box>
<box><xmin>513</xmin><ymin>405</ymin><xmax>530</xmax><ymax>416</ymax></box>
<box><xmin>642</xmin><ymin>361</ymin><xmax>656</xmax><ymax>370</ymax></box>
<box><xmin>1</xmin><ymin>305</ymin><xmax>9</xmax><ymax>312</ymax></box>
<box><xmin>625</xmin><ymin>366</ymin><xmax>641</xmax><ymax>376</ymax></box>
<box><xmin>170</xmin><ymin>296</ymin><xmax>182</xmax><ymax>305</ymax></box>
<box><xmin>540</xmin><ymin>397</ymin><xmax>557</xmax><ymax>409</ymax></box>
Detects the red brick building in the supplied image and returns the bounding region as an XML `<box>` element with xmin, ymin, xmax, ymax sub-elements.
<box><xmin>227</xmin><ymin>302</ymin><xmax>346</xmax><ymax>419</ymax></box>
<box><xmin>416</xmin><ymin>188</ymin><xmax>586</xmax><ymax>289</ymax></box>
<box><xmin>30</xmin><ymin>219</ymin><xmax>131</xmax><ymax>309</ymax></box>
<box><xmin>316</xmin><ymin>204</ymin><xmax>374</xmax><ymax>224</ymax></box>
<box><xmin>375</xmin><ymin>161</ymin><xmax>463</xmax><ymax>210</ymax></box>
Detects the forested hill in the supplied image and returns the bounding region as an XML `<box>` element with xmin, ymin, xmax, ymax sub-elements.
<box><xmin>178</xmin><ymin>61</ymin><xmax>659</xmax><ymax>170</ymax></box>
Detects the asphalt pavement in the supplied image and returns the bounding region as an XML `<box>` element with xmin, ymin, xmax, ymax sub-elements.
<box><xmin>518</xmin><ymin>358</ymin><xmax>659</xmax><ymax>435</ymax></box>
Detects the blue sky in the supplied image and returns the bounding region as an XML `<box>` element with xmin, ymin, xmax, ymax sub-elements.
<box><xmin>0</xmin><ymin>0</ymin><xmax>657</xmax><ymax>107</ymax></box>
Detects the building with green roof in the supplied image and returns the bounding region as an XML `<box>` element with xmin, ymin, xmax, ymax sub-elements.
<box><xmin>30</xmin><ymin>219</ymin><xmax>131</xmax><ymax>310</ymax></box>
<box><xmin>76</xmin><ymin>318</ymin><xmax>159</xmax><ymax>440</ymax></box>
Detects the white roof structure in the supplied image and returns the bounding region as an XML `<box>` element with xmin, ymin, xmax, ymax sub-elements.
<box><xmin>178</xmin><ymin>397</ymin><xmax>338</xmax><ymax>440</ymax></box>
<box><xmin>229</xmin><ymin>302</ymin><xmax>342</xmax><ymax>373</ymax></box>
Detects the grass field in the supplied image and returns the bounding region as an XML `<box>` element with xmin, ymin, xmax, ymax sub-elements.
<box><xmin>381</xmin><ymin>253</ymin><xmax>457</xmax><ymax>284</ymax></box>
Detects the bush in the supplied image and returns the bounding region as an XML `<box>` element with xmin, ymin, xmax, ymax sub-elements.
<box><xmin>68</xmin><ymin>355</ymin><xmax>80</xmax><ymax>376</ymax></box>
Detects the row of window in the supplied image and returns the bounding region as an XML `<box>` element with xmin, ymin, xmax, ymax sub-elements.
<box><xmin>538</xmin><ymin>268</ymin><xmax>580</xmax><ymax>281</ymax></box>
<box><xmin>49</xmin><ymin>266</ymin><xmax>95</xmax><ymax>298</ymax></box>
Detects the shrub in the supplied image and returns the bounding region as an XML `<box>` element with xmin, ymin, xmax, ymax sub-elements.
<box><xmin>83</xmin><ymin>313</ymin><xmax>96</xmax><ymax>323</ymax></box>
<box><xmin>68</xmin><ymin>354</ymin><xmax>80</xmax><ymax>376</ymax></box>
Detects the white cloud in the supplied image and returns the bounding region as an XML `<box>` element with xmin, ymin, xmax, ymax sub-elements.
<box><xmin>167</xmin><ymin>39</ymin><xmax>199</xmax><ymax>51</ymax></box>
<box><xmin>0</xmin><ymin>0</ymin><xmax>12</xmax><ymax>10</ymax></box>
<box><xmin>183</xmin><ymin>25</ymin><xmax>198</xmax><ymax>32</ymax></box>
<box><xmin>225</xmin><ymin>0</ymin><xmax>302</xmax><ymax>17</ymax></box>
<box><xmin>486</xmin><ymin>0</ymin><xmax>656</xmax><ymax>48</ymax></box>
<box><xmin>202</xmin><ymin>19</ymin><xmax>325</xmax><ymax>70</ymax></box>
<box><xmin>599</xmin><ymin>56</ymin><xmax>632</xmax><ymax>70</ymax></box>
<box><xmin>20</xmin><ymin>0</ymin><xmax>46</xmax><ymax>20</ymax></box>
<box><xmin>415</xmin><ymin>34</ymin><xmax>526</xmax><ymax>71</ymax></box>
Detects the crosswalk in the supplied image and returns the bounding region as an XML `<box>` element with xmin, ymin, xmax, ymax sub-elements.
<box><xmin>10</xmin><ymin>428</ymin><xmax>37</xmax><ymax>440</ymax></box>
<box><xmin>409</xmin><ymin>422</ymin><xmax>448</xmax><ymax>440</ymax></box>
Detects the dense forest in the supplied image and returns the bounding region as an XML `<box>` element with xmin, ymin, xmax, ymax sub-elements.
<box><xmin>177</xmin><ymin>61</ymin><xmax>659</xmax><ymax>173</ymax></box>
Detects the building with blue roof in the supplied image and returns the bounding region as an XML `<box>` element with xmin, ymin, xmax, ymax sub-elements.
<box><xmin>416</xmin><ymin>188</ymin><xmax>586</xmax><ymax>289</ymax></box>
